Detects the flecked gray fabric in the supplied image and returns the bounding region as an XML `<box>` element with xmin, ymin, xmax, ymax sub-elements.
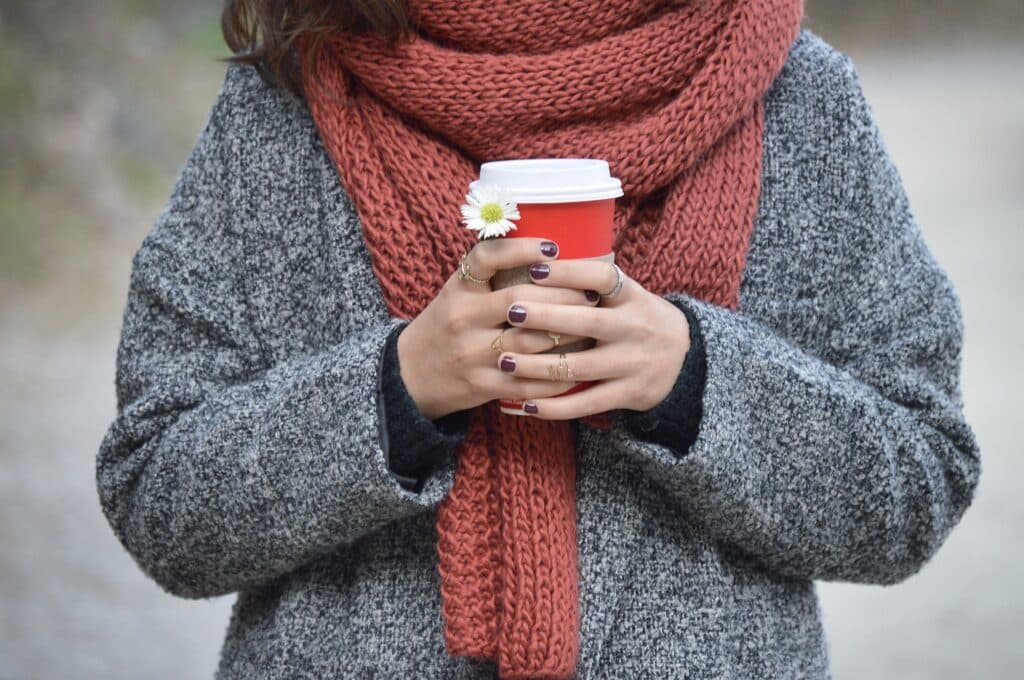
<box><xmin>95</xmin><ymin>28</ymin><xmax>982</xmax><ymax>679</ymax></box>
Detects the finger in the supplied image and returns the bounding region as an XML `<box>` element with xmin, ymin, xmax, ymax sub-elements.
<box><xmin>528</xmin><ymin>259</ymin><xmax>634</xmax><ymax>306</ymax></box>
<box><xmin>476</xmin><ymin>368</ymin><xmax>581</xmax><ymax>402</ymax></box>
<box><xmin>465</xmin><ymin>282</ymin><xmax>596</xmax><ymax>327</ymax></box>
<box><xmin>518</xmin><ymin>379</ymin><xmax>626</xmax><ymax>421</ymax></box>
<box><xmin>505</xmin><ymin>300</ymin><xmax>626</xmax><ymax>341</ymax></box>
<box><xmin>465</xmin><ymin>237</ymin><xmax>560</xmax><ymax>281</ymax></box>
<box><xmin>494</xmin><ymin>327</ymin><xmax>590</xmax><ymax>355</ymax></box>
<box><xmin>481</xmin><ymin>283</ymin><xmax>599</xmax><ymax>326</ymax></box>
<box><xmin>496</xmin><ymin>344</ymin><xmax>627</xmax><ymax>383</ymax></box>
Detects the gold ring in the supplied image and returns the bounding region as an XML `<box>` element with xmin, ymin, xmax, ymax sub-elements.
<box><xmin>548</xmin><ymin>353</ymin><xmax>573</xmax><ymax>382</ymax></box>
<box><xmin>548</xmin><ymin>361</ymin><xmax>561</xmax><ymax>382</ymax></box>
<box><xmin>547</xmin><ymin>331</ymin><xmax>561</xmax><ymax>348</ymax></box>
<box><xmin>458</xmin><ymin>252</ymin><xmax>490</xmax><ymax>285</ymax></box>
<box><xmin>491</xmin><ymin>328</ymin><xmax>507</xmax><ymax>353</ymax></box>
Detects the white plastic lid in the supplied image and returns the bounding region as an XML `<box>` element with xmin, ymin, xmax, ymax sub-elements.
<box><xmin>470</xmin><ymin>158</ymin><xmax>623</xmax><ymax>204</ymax></box>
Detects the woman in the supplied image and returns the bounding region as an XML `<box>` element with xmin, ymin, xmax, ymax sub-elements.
<box><xmin>96</xmin><ymin>0</ymin><xmax>981</xmax><ymax>678</ymax></box>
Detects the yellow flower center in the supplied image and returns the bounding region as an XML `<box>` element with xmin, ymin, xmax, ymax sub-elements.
<box><xmin>480</xmin><ymin>203</ymin><xmax>504</xmax><ymax>224</ymax></box>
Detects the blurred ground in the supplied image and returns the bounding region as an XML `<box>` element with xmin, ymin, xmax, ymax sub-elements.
<box><xmin>1</xmin><ymin>3</ymin><xmax>1022</xmax><ymax>679</ymax></box>
<box><xmin>0</xmin><ymin>4</ymin><xmax>235</xmax><ymax>678</ymax></box>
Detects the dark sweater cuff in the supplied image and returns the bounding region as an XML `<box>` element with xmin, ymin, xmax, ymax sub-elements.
<box><xmin>380</xmin><ymin>323</ymin><xmax>473</xmax><ymax>491</ymax></box>
<box><xmin>619</xmin><ymin>298</ymin><xmax>707</xmax><ymax>457</ymax></box>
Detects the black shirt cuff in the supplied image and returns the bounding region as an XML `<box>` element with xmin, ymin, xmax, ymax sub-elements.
<box><xmin>619</xmin><ymin>298</ymin><xmax>707</xmax><ymax>457</ymax></box>
<box><xmin>380</xmin><ymin>323</ymin><xmax>473</xmax><ymax>491</ymax></box>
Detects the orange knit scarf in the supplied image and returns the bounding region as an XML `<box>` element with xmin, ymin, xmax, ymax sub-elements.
<box><xmin>298</xmin><ymin>1</ymin><xmax>802</xmax><ymax>676</ymax></box>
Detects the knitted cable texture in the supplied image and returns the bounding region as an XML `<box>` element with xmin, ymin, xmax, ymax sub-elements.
<box><xmin>298</xmin><ymin>1</ymin><xmax>803</xmax><ymax>676</ymax></box>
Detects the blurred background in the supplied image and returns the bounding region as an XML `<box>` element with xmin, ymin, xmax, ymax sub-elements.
<box><xmin>1</xmin><ymin>1</ymin><xmax>1021</xmax><ymax>678</ymax></box>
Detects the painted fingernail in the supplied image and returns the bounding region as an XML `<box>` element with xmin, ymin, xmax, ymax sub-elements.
<box><xmin>500</xmin><ymin>356</ymin><xmax>517</xmax><ymax>372</ymax></box>
<box><xmin>524</xmin><ymin>402</ymin><xmax>539</xmax><ymax>414</ymax></box>
<box><xmin>530</xmin><ymin>263</ymin><xmax>550</xmax><ymax>280</ymax></box>
<box><xmin>508</xmin><ymin>305</ymin><xmax>527</xmax><ymax>323</ymax></box>
<box><xmin>585</xmin><ymin>289</ymin><xmax>600</xmax><ymax>302</ymax></box>
<box><xmin>540</xmin><ymin>241</ymin><xmax>558</xmax><ymax>257</ymax></box>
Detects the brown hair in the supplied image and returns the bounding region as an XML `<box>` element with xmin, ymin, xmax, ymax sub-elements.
<box><xmin>220</xmin><ymin>0</ymin><xmax>412</xmax><ymax>99</ymax></box>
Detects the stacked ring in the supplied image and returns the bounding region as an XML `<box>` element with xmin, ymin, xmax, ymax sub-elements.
<box><xmin>458</xmin><ymin>252</ymin><xmax>489</xmax><ymax>285</ymax></box>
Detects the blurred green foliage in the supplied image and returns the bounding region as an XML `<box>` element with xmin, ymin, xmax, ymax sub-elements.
<box><xmin>0</xmin><ymin>1</ymin><xmax>227</xmax><ymax>287</ymax></box>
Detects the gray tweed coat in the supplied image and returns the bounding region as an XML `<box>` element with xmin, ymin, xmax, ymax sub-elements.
<box><xmin>96</xmin><ymin>28</ymin><xmax>981</xmax><ymax>679</ymax></box>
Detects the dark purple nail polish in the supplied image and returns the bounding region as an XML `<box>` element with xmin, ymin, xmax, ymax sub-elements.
<box><xmin>530</xmin><ymin>263</ymin><xmax>550</xmax><ymax>280</ymax></box>
<box><xmin>524</xmin><ymin>402</ymin><xmax>539</xmax><ymax>414</ymax></box>
<box><xmin>585</xmin><ymin>289</ymin><xmax>600</xmax><ymax>302</ymax></box>
<box><xmin>540</xmin><ymin>241</ymin><xmax>558</xmax><ymax>257</ymax></box>
<box><xmin>500</xmin><ymin>356</ymin><xmax>517</xmax><ymax>372</ymax></box>
<box><xmin>508</xmin><ymin>304</ymin><xmax>527</xmax><ymax>323</ymax></box>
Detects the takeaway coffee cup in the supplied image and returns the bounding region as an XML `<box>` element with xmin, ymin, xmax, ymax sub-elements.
<box><xmin>469</xmin><ymin>158</ymin><xmax>623</xmax><ymax>416</ymax></box>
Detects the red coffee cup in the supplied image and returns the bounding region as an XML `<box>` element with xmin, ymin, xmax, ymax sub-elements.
<box><xmin>469</xmin><ymin>159</ymin><xmax>623</xmax><ymax>416</ymax></box>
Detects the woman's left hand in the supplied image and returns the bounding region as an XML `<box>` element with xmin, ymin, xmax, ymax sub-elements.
<box><xmin>500</xmin><ymin>259</ymin><xmax>690</xmax><ymax>420</ymax></box>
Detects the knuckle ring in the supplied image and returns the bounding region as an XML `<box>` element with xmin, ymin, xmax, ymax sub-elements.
<box><xmin>599</xmin><ymin>263</ymin><xmax>624</xmax><ymax>300</ymax></box>
<box><xmin>458</xmin><ymin>252</ymin><xmax>490</xmax><ymax>285</ymax></box>
<box><xmin>491</xmin><ymin>328</ymin><xmax>508</xmax><ymax>353</ymax></box>
<box><xmin>547</xmin><ymin>331</ymin><xmax>560</xmax><ymax>348</ymax></box>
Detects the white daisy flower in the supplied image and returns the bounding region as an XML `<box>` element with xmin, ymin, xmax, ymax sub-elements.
<box><xmin>461</xmin><ymin>185</ymin><xmax>521</xmax><ymax>239</ymax></box>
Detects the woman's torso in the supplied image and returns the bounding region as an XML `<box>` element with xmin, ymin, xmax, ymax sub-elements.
<box><xmin>214</xmin><ymin>28</ymin><xmax>848</xmax><ymax>679</ymax></box>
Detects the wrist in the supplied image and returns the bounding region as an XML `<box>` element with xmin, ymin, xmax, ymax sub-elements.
<box><xmin>396</xmin><ymin>320</ymin><xmax>445</xmax><ymax>421</ymax></box>
<box><xmin>638</xmin><ymin>295</ymin><xmax>691</xmax><ymax>411</ymax></box>
<box><xmin>621</xmin><ymin>298</ymin><xmax>706</xmax><ymax>454</ymax></box>
<box><xmin>382</xmin><ymin>323</ymin><xmax>464</xmax><ymax>490</ymax></box>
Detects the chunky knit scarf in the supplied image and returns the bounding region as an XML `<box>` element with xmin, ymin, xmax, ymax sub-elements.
<box><xmin>298</xmin><ymin>1</ymin><xmax>802</xmax><ymax>676</ymax></box>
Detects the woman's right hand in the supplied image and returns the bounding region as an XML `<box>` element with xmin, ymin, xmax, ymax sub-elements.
<box><xmin>397</xmin><ymin>237</ymin><xmax>599</xmax><ymax>421</ymax></box>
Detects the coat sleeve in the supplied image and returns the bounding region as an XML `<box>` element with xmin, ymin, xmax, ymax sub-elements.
<box><xmin>95</xmin><ymin>71</ymin><xmax>456</xmax><ymax>600</ymax></box>
<box><xmin>611</xmin><ymin>55</ymin><xmax>982</xmax><ymax>585</ymax></box>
